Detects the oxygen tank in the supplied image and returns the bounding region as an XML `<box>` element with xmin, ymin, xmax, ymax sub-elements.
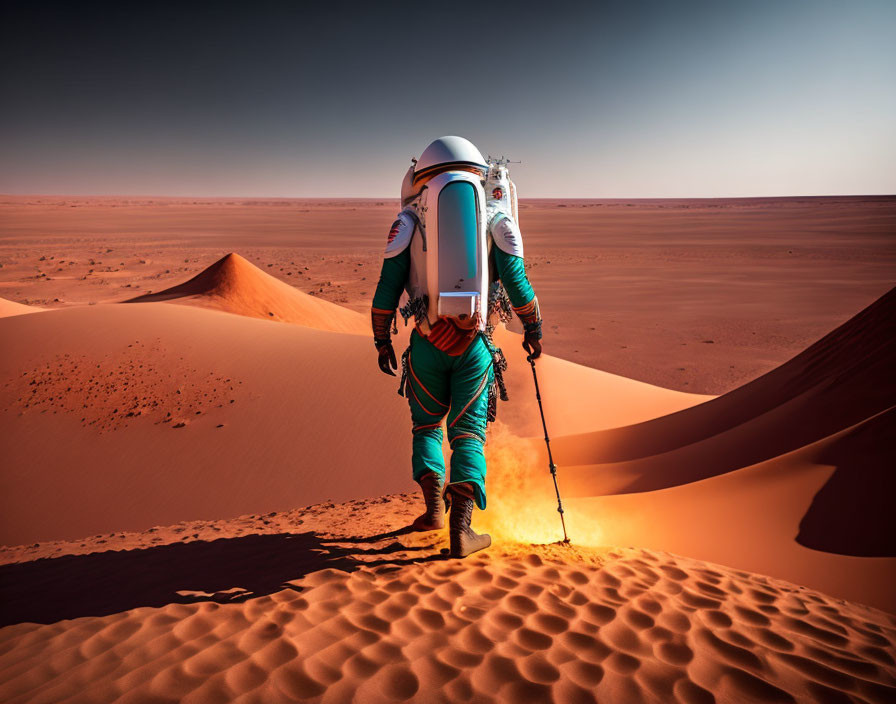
<box><xmin>417</xmin><ymin>171</ymin><xmax>488</xmax><ymax>331</ymax></box>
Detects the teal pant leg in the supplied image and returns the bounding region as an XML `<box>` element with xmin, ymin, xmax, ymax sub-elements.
<box><xmin>446</xmin><ymin>336</ymin><xmax>494</xmax><ymax>509</ymax></box>
<box><xmin>406</xmin><ymin>332</ymin><xmax>450</xmax><ymax>483</ymax></box>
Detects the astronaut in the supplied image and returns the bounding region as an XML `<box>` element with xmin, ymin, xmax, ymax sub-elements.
<box><xmin>371</xmin><ymin>136</ymin><xmax>543</xmax><ymax>558</ymax></box>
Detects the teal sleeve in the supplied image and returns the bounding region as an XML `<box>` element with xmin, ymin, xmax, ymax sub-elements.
<box><xmin>371</xmin><ymin>248</ymin><xmax>410</xmax><ymax>312</ymax></box>
<box><xmin>493</xmin><ymin>247</ymin><xmax>535</xmax><ymax>307</ymax></box>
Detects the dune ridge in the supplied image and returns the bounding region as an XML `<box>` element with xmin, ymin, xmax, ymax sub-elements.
<box><xmin>552</xmin><ymin>286</ymin><xmax>896</xmax><ymax>493</ymax></box>
<box><xmin>0</xmin><ymin>298</ymin><xmax>43</xmax><ymax>318</ymax></box>
<box><xmin>126</xmin><ymin>252</ymin><xmax>367</xmax><ymax>334</ymax></box>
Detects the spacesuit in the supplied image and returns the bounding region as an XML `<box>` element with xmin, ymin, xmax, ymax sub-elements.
<box><xmin>371</xmin><ymin>136</ymin><xmax>543</xmax><ymax>557</ymax></box>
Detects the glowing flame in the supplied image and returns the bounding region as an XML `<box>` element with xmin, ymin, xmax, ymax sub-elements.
<box><xmin>476</xmin><ymin>423</ymin><xmax>605</xmax><ymax>547</ymax></box>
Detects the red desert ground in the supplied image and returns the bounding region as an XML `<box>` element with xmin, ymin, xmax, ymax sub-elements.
<box><xmin>1</xmin><ymin>195</ymin><xmax>894</xmax><ymax>703</ymax></box>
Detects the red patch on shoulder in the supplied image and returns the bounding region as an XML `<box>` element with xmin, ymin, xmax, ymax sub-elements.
<box><xmin>387</xmin><ymin>220</ymin><xmax>401</xmax><ymax>245</ymax></box>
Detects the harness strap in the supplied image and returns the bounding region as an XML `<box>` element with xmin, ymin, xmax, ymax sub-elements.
<box><xmin>408</xmin><ymin>357</ymin><xmax>448</xmax><ymax>408</ymax></box>
<box><xmin>408</xmin><ymin>379</ymin><xmax>445</xmax><ymax>417</ymax></box>
<box><xmin>402</xmin><ymin>207</ymin><xmax>426</xmax><ymax>252</ymax></box>
<box><xmin>413</xmin><ymin>422</ymin><xmax>441</xmax><ymax>434</ymax></box>
<box><xmin>449</xmin><ymin>368</ymin><xmax>491</xmax><ymax>429</ymax></box>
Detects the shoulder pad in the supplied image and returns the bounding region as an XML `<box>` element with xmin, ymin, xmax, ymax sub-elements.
<box><xmin>384</xmin><ymin>210</ymin><xmax>416</xmax><ymax>258</ymax></box>
<box><xmin>490</xmin><ymin>214</ymin><xmax>524</xmax><ymax>258</ymax></box>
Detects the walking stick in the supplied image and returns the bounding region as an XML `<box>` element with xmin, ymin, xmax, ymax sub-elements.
<box><xmin>528</xmin><ymin>355</ymin><xmax>570</xmax><ymax>544</ymax></box>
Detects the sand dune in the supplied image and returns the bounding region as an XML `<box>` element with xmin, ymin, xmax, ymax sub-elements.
<box><xmin>796</xmin><ymin>408</ymin><xmax>895</xmax><ymax>558</ymax></box>
<box><xmin>490</xmin><ymin>325</ymin><xmax>712</xmax><ymax>437</ymax></box>
<box><xmin>0</xmin><ymin>302</ymin><xmax>411</xmax><ymax>545</ymax></box>
<box><xmin>473</xmin><ymin>290</ymin><xmax>896</xmax><ymax>610</ymax></box>
<box><xmin>124</xmin><ymin>251</ymin><xmax>712</xmax><ymax>435</ymax></box>
<box><xmin>551</xmin><ymin>287</ymin><xmax>896</xmax><ymax>494</ymax></box>
<box><xmin>565</xmin><ymin>409</ymin><xmax>896</xmax><ymax>611</ymax></box>
<box><xmin>1</xmin><ymin>496</ymin><xmax>894</xmax><ymax>704</ymax></box>
<box><xmin>126</xmin><ymin>252</ymin><xmax>367</xmax><ymax>334</ymax></box>
<box><xmin>0</xmin><ymin>298</ymin><xmax>42</xmax><ymax>318</ymax></box>
<box><xmin>0</xmin><ymin>297</ymin><xmax>706</xmax><ymax>546</ymax></box>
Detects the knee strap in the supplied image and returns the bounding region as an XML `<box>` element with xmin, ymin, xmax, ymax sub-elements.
<box><xmin>449</xmin><ymin>432</ymin><xmax>485</xmax><ymax>446</ymax></box>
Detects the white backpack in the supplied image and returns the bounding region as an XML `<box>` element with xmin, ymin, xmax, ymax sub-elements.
<box><xmin>385</xmin><ymin>160</ymin><xmax>522</xmax><ymax>332</ymax></box>
<box><xmin>388</xmin><ymin>170</ymin><xmax>488</xmax><ymax>332</ymax></box>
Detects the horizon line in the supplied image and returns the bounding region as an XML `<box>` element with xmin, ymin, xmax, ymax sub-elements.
<box><xmin>2</xmin><ymin>192</ymin><xmax>895</xmax><ymax>201</ymax></box>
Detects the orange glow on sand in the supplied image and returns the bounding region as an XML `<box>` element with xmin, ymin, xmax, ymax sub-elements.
<box><xmin>477</xmin><ymin>423</ymin><xmax>605</xmax><ymax>548</ymax></box>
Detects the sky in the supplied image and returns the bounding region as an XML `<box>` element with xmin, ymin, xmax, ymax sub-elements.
<box><xmin>1</xmin><ymin>0</ymin><xmax>894</xmax><ymax>198</ymax></box>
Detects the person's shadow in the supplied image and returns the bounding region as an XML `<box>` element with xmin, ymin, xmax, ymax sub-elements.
<box><xmin>0</xmin><ymin>529</ymin><xmax>444</xmax><ymax>627</ymax></box>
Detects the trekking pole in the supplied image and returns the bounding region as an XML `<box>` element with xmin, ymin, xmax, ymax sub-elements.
<box><xmin>528</xmin><ymin>355</ymin><xmax>570</xmax><ymax>544</ymax></box>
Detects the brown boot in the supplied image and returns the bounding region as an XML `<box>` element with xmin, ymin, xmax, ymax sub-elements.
<box><xmin>411</xmin><ymin>472</ymin><xmax>445</xmax><ymax>531</ymax></box>
<box><xmin>447</xmin><ymin>482</ymin><xmax>491</xmax><ymax>558</ymax></box>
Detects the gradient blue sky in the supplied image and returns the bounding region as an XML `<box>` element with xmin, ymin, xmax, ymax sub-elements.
<box><xmin>2</xmin><ymin>1</ymin><xmax>894</xmax><ymax>197</ymax></box>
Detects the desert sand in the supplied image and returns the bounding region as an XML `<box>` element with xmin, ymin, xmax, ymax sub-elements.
<box><xmin>1</xmin><ymin>196</ymin><xmax>894</xmax><ymax>702</ymax></box>
<box><xmin>2</xmin><ymin>194</ymin><xmax>894</xmax><ymax>393</ymax></box>
<box><xmin>2</xmin><ymin>497</ymin><xmax>895</xmax><ymax>704</ymax></box>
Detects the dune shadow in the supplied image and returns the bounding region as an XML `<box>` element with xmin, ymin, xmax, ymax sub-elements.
<box><xmin>0</xmin><ymin>530</ymin><xmax>442</xmax><ymax>627</ymax></box>
<box><xmin>796</xmin><ymin>407</ymin><xmax>896</xmax><ymax>558</ymax></box>
<box><xmin>552</xmin><ymin>287</ymin><xmax>896</xmax><ymax>493</ymax></box>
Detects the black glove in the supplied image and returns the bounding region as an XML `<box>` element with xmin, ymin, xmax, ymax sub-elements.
<box><xmin>375</xmin><ymin>340</ymin><xmax>397</xmax><ymax>376</ymax></box>
<box><xmin>522</xmin><ymin>322</ymin><xmax>543</xmax><ymax>360</ymax></box>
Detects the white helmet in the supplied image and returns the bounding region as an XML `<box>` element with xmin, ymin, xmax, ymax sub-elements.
<box><xmin>414</xmin><ymin>136</ymin><xmax>487</xmax><ymax>181</ymax></box>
